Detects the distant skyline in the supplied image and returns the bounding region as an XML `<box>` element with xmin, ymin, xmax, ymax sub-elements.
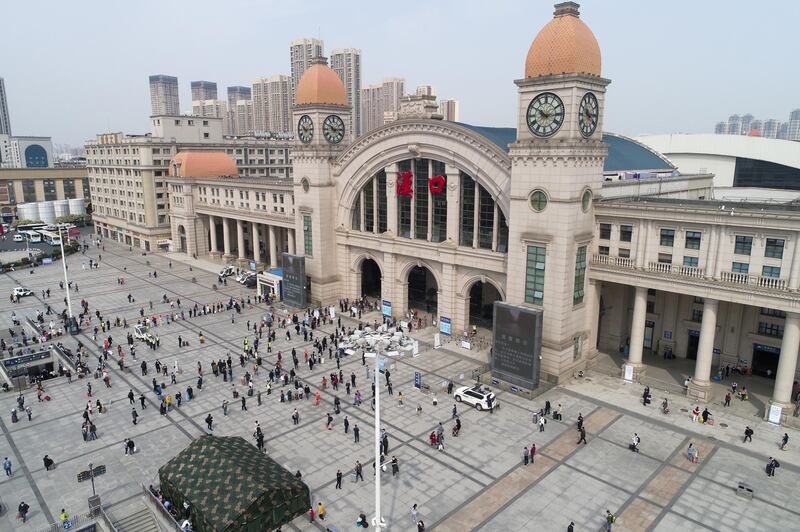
<box><xmin>3</xmin><ymin>0</ymin><xmax>799</xmax><ymax>146</ymax></box>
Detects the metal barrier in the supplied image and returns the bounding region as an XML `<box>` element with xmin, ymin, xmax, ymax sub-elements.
<box><xmin>37</xmin><ymin>511</ymin><xmax>96</xmax><ymax>532</ymax></box>
<box><xmin>141</xmin><ymin>484</ymin><xmax>182</xmax><ymax>531</ymax></box>
<box><xmin>97</xmin><ymin>508</ymin><xmax>119</xmax><ymax>532</ymax></box>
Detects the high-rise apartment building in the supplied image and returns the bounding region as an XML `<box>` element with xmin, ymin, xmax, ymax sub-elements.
<box><xmin>415</xmin><ymin>84</ymin><xmax>436</xmax><ymax>97</ymax></box>
<box><xmin>252</xmin><ymin>75</ymin><xmax>291</xmax><ymax>134</ymax></box>
<box><xmin>360</xmin><ymin>77</ymin><xmax>405</xmax><ymax>133</ymax></box>
<box><xmin>714</xmin><ymin>122</ymin><xmax>726</xmax><ymax>134</ymax></box>
<box><xmin>235</xmin><ymin>100</ymin><xmax>254</xmax><ymax>136</ymax></box>
<box><xmin>788</xmin><ymin>109</ymin><xmax>800</xmax><ymax>141</ymax></box>
<box><xmin>778</xmin><ymin>122</ymin><xmax>789</xmax><ymax>140</ymax></box>
<box><xmin>0</xmin><ymin>77</ymin><xmax>11</xmax><ymax>136</ymax></box>
<box><xmin>192</xmin><ymin>100</ymin><xmax>230</xmax><ymax>134</ymax></box>
<box><xmin>439</xmin><ymin>99</ymin><xmax>460</xmax><ymax>121</ymax></box>
<box><xmin>226</xmin><ymin>87</ymin><xmax>251</xmax><ymax>136</ymax></box>
<box><xmin>761</xmin><ymin>119</ymin><xmax>781</xmax><ymax>138</ymax></box>
<box><xmin>726</xmin><ymin>114</ymin><xmax>741</xmax><ymax>135</ymax></box>
<box><xmin>331</xmin><ymin>48</ymin><xmax>362</xmax><ymax>137</ymax></box>
<box><xmin>749</xmin><ymin>119</ymin><xmax>763</xmax><ymax>135</ymax></box>
<box><xmin>290</xmin><ymin>38</ymin><xmax>324</xmax><ymax>104</ymax></box>
<box><xmin>149</xmin><ymin>75</ymin><xmax>180</xmax><ymax>116</ymax></box>
<box><xmin>740</xmin><ymin>113</ymin><xmax>754</xmax><ymax>134</ymax></box>
<box><xmin>191</xmin><ymin>81</ymin><xmax>218</xmax><ymax>102</ymax></box>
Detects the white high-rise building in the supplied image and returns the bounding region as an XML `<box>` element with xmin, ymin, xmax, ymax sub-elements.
<box><xmin>252</xmin><ymin>75</ymin><xmax>292</xmax><ymax>134</ymax></box>
<box><xmin>192</xmin><ymin>100</ymin><xmax>230</xmax><ymax>134</ymax></box>
<box><xmin>149</xmin><ymin>75</ymin><xmax>180</xmax><ymax>116</ymax></box>
<box><xmin>360</xmin><ymin>78</ymin><xmax>405</xmax><ymax>133</ymax></box>
<box><xmin>726</xmin><ymin>114</ymin><xmax>741</xmax><ymax>135</ymax></box>
<box><xmin>740</xmin><ymin>113</ymin><xmax>754</xmax><ymax>134</ymax></box>
<box><xmin>439</xmin><ymin>99</ymin><xmax>460</xmax><ymax>121</ymax></box>
<box><xmin>762</xmin><ymin>119</ymin><xmax>781</xmax><ymax>138</ymax></box>
<box><xmin>191</xmin><ymin>81</ymin><xmax>218</xmax><ymax>101</ymax></box>
<box><xmin>290</xmin><ymin>38</ymin><xmax>324</xmax><ymax>104</ymax></box>
<box><xmin>331</xmin><ymin>48</ymin><xmax>362</xmax><ymax>138</ymax></box>
<box><xmin>226</xmin><ymin>87</ymin><xmax>251</xmax><ymax>135</ymax></box>
<box><xmin>0</xmin><ymin>77</ymin><xmax>11</xmax><ymax>136</ymax></box>
<box><xmin>788</xmin><ymin>109</ymin><xmax>800</xmax><ymax>141</ymax></box>
<box><xmin>415</xmin><ymin>84</ymin><xmax>436</xmax><ymax>97</ymax></box>
<box><xmin>714</xmin><ymin>122</ymin><xmax>726</xmax><ymax>134</ymax></box>
<box><xmin>235</xmin><ymin>100</ymin><xmax>254</xmax><ymax>136</ymax></box>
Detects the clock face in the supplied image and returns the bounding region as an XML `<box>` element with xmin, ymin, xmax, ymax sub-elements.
<box><xmin>322</xmin><ymin>115</ymin><xmax>345</xmax><ymax>144</ymax></box>
<box><xmin>579</xmin><ymin>92</ymin><xmax>599</xmax><ymax>138</ymax></box>
<box><xmin>526</xmin><ymin>92</ymin><xmax>564</xmax><ymax>137</ymax></box>
<box><xmin>297</xmin><ymin>115</ymin><xmax>313</xmax><ymax>144</ymax></box>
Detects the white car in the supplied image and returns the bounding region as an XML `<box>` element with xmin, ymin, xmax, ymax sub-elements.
<box><xmin>453</xmin><ymin>384</ymin><xmax>498</xmax><ymax>411</ymax></box>
<box><xmin>133</xmin><ymin>324</ymin><xmax>155</xmax><ymax>342</ymax></box>
<box><xmin>13</xmin><ymin>234</ymin><xmax>24</xmax><ymax>242</ymax></box>
<box><xmin>219</xmin><ymin>266</ymin><xmax>235</xmax><ymax>277</ymax></box>
<box><xmin>12</xmin><ymin>287</ymin><xmax>33</xmax><ymax>297</ymax></box>
<box><xmin>238</xmin><ymin>271</ymin><xmax>255</xmax><ymax>284</ymax></box>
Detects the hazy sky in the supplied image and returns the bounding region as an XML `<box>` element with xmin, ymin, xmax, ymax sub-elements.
<box><xmin>3</xmin><ymin>0</ymin><xmax>798</xmax><ymax>147</ymax></box>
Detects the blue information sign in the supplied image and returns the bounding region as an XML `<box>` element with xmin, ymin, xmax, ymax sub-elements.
<box><xmin>439</xmin><ymin>316</ymin><xmax>451</xmax><ymax>336</ymax></box>
<box><xmin>382</xmin><ymin>300</ymin><xmax>392</xmax><ymax>317</ymax></box>
<box><xmin>414</xmin><ymin>372</ymin><xmax>422</xmax><ymax>389</ymax></box>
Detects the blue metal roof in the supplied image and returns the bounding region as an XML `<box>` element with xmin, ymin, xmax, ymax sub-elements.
<box><xmin>456</xmin><ymin>123</ymin><xmax>675</xmax><ymax>173</ymax></box>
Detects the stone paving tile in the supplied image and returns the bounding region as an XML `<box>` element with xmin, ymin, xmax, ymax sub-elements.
<box><xmin>653</xmin><ymin>511</ymin><xmax>714</xmax><ymax>531</ymax></box>
<box><xmin>564</xmin><ymin>438</ymin><xmax>661</xmax><ymax>492</ymax></box>
<box><xmin>639</xmin><ymin>465</ymin><xmax>691</xmax><ymax>504</ymax></box>
<box><xmin>670</xmin><ymin>438</ymin><xmax>716</xmax><ymax>471</ymax></box>
<box><xmin>435</xmin><ymin>455</ymin><xmax>557</xmax><ymax>532</ymax></box>
<box><xmin>599</xmin><ymin>414</ymin><xmax>684</xmax><ymax>462</ymax></box>
<box><xmin>477</xmin><ymin>466</ymin><xmax>630</xmax><ymax>532</ymax></box>
<box><xmin>615</xmin><ymin>497</ymin><xmax>662</xmax><ymax>532</ymax></box>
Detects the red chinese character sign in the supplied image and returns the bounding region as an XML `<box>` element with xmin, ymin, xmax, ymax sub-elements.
<box><xmin>428</xmin><ymin>175</ymin><xmax>445</xmax><ymax>194</ymax></box>
<box><xmin>396</xmin><ymin>171</ymin><xmax>413</xmax><ymax>197</ymax></box>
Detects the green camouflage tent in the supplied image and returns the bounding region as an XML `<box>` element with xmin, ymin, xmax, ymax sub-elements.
<box><xmin>158</xmin><ymin>436</ymin><xmax>310</xmax><ymax>532</ymax></box>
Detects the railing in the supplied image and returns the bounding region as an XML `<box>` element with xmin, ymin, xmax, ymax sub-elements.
<box><xmin>592</xmin><ymin>255</ymin><xmax>793</xmax><ymax>293</ymax></box>
<box><xmin>98</xmin><ymin>507</ymin><xmax>120</xmax><ymax>532</ymax></box>
<box><xmin>37</xmin><ymin>511</ymin><xmax>96</xmax><ymax>532</ymax></box>
<box><xmin>141</xmin><ymin>484</ymin><xmax>183</xmax><ymax>531</ymax></box>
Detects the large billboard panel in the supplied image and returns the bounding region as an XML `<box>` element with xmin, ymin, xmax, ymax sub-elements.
<box><xmin>281</xmin><ymin>254</ymin><xmax>307</xmax><ymax>308</ymax></box>
<box><xmin>491</xmin><ymin>302</ymin><xmax>542</xmax><ymax>389</ymax></box>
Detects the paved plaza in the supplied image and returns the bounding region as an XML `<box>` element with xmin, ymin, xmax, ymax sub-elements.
<box><xmin>0</xmin><ymin>239</ymin><xmax>798</xmax><ymax>532</ymax></box>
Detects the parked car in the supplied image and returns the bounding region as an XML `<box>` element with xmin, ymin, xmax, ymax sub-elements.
<box><xmin>243</xmin><ymin>275</ymin><xmax>257</xmax><ymax>288</ymax></box>
<box><xmin>238</xmin><ymin>271</ymin><xmax>255</xmax><ymax>284</ymax></box>
<box><xmin>219</xmin><ymin>266</ymin><xmax>235</xmax><ymax>277</ymax></box>
<box><xmin>453</xmin><ymin>384</ymin><xmax>498</xmax><ymax>411</ymax></box>
<box><xmin>12</xmin><ymin>234</ymin><xmax>24</xmax><ymax>242</ymax></box>
<box><xmin>12</xmin><ymin>287</ymin><xmax>33</xmax><ymax>297</ymax></box>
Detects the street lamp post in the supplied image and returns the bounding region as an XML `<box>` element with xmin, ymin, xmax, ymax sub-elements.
<box><xmin>58</xmin><ymin>227</ymin><xmax>78</xmax><ymax>335</ymax></box>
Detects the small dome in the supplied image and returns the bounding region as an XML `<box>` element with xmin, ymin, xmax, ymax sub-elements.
<box><xmin>295</xmin><ymin>57</ymin><xmax>347</xmax><ymax>106</ymax></box>
<box><xmin>169</xmin><ymin>152</ymin><xmax>237</xmax><ymax>178</ymax></box>
<box><xmin>525</xmin><ymin>2</ymin><xmax>601</xmax><ymax>78</ymax></box>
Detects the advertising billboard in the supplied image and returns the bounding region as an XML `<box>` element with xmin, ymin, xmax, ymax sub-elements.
<box><xmin>491</xmin><ymin>302</ymin><xmax>543</xmax><ymax>389</ymax></box>
<box><xmin>281</xmin><ymin>254</ymin><xmax>307</xmax><ymax>308</ymax></box>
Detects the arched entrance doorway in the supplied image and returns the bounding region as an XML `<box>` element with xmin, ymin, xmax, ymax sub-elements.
<box><xmin>177</xmin><ymin>225</ymin><xmax>187</xmax><ymax>253</ymax></box>
<box><xmin>469</xmin><ymin>281</ymin><xmax>502</xmax><ymax>328</ymax></box>
<box><xmin>408</xmin><ymin>266</ymin><xmax>438</xmax><ymax>314</ymax></box>
<box><xmin>361</xmin><ymin>259</ymin><xmax>381</xmax><ymax>298</ymax></box>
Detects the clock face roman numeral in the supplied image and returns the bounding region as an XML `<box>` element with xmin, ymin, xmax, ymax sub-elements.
<box><xmin>579</xmin><ymin>92</ymin><xmax>598</xmax><ymax>138</ymax></box>
<box><xmin>298</xmin><ymin>115</ymin><xmax>313</xmax><ymax>143</ymax></box>
<box><xmin>323</xmin><ymin>115</ymin><xmax>344</xmax><ymax>144</ymax></box>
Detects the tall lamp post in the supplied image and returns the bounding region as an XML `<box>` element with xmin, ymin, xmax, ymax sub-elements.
<box><xmin>58</xmin><ymin>227</ymin><xmax>78</xmax><ymax>335</ymax></box>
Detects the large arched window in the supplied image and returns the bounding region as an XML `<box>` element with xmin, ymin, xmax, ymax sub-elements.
<box><xmin>24</xmin><ymin>145</ymin><xmax>48</xmax><ymax>168</ymax></box>
<box><xmin>350</xmin><ymin>158</ymin><xmax>508</xmax><ymax>253</ymax></box>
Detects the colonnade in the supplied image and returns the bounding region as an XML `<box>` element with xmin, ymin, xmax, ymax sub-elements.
<box><xmin>206</xmin><ymin>214</ymin><xmax>295</xmax><ymax>269</ymax></box>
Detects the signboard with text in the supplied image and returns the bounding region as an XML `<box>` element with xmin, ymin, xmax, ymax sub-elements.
<box><xmin>490</xmin><ymin>302</ymin><xmax>542</xmax><ymax>389</ymax></box>
<box><xmin>281</xmin><ymin>254</ymin><xmax>307</xmax><ymax>308</ymax></box>
<box><xmin>439</xmin><ymin>316</ymin><xmax>452</xmax><ymax>336</ymax></box>
<box><xmin>382</xmin><ymin>300</ymin><xmax>392</xmax><ymax>317</ymax></box>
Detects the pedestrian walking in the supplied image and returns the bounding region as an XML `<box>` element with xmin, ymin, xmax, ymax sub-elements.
<box><xmin>605</xmin><ymin>510</ymin><xmax>616</xmax><ymax>531</ymax></box>
<box><xmin>205</xmin><ymin>414</ymin><xmax>213</xmax><ymax>431</ymax></box>
<box><xmin>131</xmin><ymin>409</ymin><xmax>138</xmax><ymax>425</ymax></box>
<box><xmin>355</xmin><ymin>461</ymin><xmax>364</xmax><ymax>481</ymax></box>
<box><xmin>354</xmin><ymin>424</ymin><xmax>360</xmax><ymax>443</ymax></box>
<box><xmin>3</xmin><ymin>457</ymin><xmax>11</xmax><ymax>476</ymax></box>
<box><xmin>531</xmin><ymin>443</ymin><xmax>536</xmax><ymax>463</ymax></box>
<box><xmin>724</xmin><ymin>392</ymin><xmax>731</xmax><ymax>407</ymax></box>
<box><xmin>743</xmin><ymin>426</ymin><xmax>754</xmax><ymax>443</ymax></box>
<box><xmin>241</xmin><ymin>396</ymin><xmax>247</xmax><ymax>411</ymax></box>
<box><xmin>577</xmin><ymin>426</ymin><xmax>587</xmax><ymax>445</ymax></box>
<box><xmin>317</xmin><ymin>502</ymin><xmax>326</xmax><ymax>520</ymax></box>
<box><xmin>766</xmin><ymin>457</ymin><xmax>780</xmax><ymax>477</ymax></box>
<box><xmin>335</xmin><ymin>469</ymin><xmax>342</xmax><ymax>489</ymax></box>
<box><xmin>538</xmin><ymin>416</ymin><xmax>546</xmax><ymax>432</ymax></box>
<box><xmin>391</xmin><ymin>455</ymin><xmax>399</xmax><ymax>476</ymax></box>
<box><xmin>523</xmin><ymin>446</ymin><xmax>530</xmax><ymax>465</ymax></box>
<box><xmin>140</xmin><ymin>394</ymin><xmax>146</xmax><ymax>409</ymax></box>
<box><xmin>18</xmin><ymin>501</ymin><xmax>30</xmax><ymax>523</ymax></box>
<box><xmin>411</xmin><ymin>504</ymin><xmax>420</xmax><ymax>525</ymax></box>
<box><xmin>128</xmin><ymin>389</ymin><xmax>135</xmax><ymax>404</ymax></box>
<box><xmin>781</xmin><ymin>433</ymin><xmax>789</xmax><ymax>450</ymax></box>
<box><xmin>344</xmin><ymin>415</ymin><xmax>350</xmax><ymax>433</ymax></box>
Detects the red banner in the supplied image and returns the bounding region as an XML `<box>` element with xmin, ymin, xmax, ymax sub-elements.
<box><xmin>396</xmin><ymin>171</ymin><xmax>413</xmax><ymax>197</ymax></box>
<box><xmin>428</xmin><ymin>175</ymin><xmax>445</xmax><ymax>194</ymax></box>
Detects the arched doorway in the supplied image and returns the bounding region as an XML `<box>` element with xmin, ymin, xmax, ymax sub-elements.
<box><xmin>408</xmin><ymin>266</ymin><xmax>438</xmax><ymax>314</ymax></box>
<box><xmin>361</xmin><ymin>259</ymin><xmax>381</xmax><ymax>298</ymax></box>
<box><xmin>469</xmin><ymin>281</ymin><xmax>502</xmax><ymax>328</ymax></box>
<box><xmin>177</xmin><ymin>225</ymin><xmax>187</xmax><ymax>253</ymax></box>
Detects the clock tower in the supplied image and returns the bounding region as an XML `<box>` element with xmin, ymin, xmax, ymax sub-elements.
<box><xmin>291</xmin><ymin>57</ymin><xmax>352</xmax><ymax>305</ymax></box>
<box><xmin>506</xmin><ymin>2</ymin><xmax>611</xmax><ymax>380</ymax></box>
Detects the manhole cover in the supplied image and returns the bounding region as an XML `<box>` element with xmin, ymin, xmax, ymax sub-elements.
<box><xmin>680</xmin><ymin>408</ymin><xmax>689</xmax><ymax>412</ymax></box>
<box><xmin>719</xmin><ymin>423</ymin><xmax>728</xmax><ymax>428</ymax></box>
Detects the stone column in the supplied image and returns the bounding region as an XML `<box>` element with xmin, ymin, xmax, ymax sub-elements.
<box><xmin>472</xmin><ymin>183</ymin><xmax>480</xmax><ymax>248</ymax></box>
<box><xmin>769</xmin><ymin>313</ymin><xmax>800</xmax><ymax>422</ymax></box>
<box><xmin>713</xmin><ymin>227</ymin><xmax>725</xmax><ymax>279</ymax></box>
<box><xmin>251</xmin><ymin>222</ymin><xmax>262</xmax><ymax>267</ymax></box>
<box><xmin>222</xmin><ymin>217</ymin><xmax>232</xmax><ymax>259</ymax></box>
<box><xmin>704</xmin><ymin>226</ymin><xmax>718</xmax><ymax>279</ymax></box>
<box><xmin>584</xmin><ymin>280</ymin><xmax>601</xmax><ymax>360</ymax></box>
<box><xmin>236</xmin><ymin>219</ymin><xmax>246</xmax><ymax>263</ymax></box>
<box><xmin>268</xmin><ymin>225</ymin><xmax>278</xmax><ymax>268</ymax></box>
<box><xmin>628</xmin><ymin>286</ymin><xmax>648</xmax><ymax>373</ymax></box>
<box><xmin>208</xmin><ymin>215</ymin><xmax>219</xmax><ymax>257</ymax></box>
<box><xmin>789</xmin><ymin>234</ymin><xmax>800</xmax><ymax>290</ymax></box>
<box><xmin>385</xmin><ymin>164</ymin><xmax>398</xmax><ymax>235</ymax></box>
<box><xmin>688</xmin><ymin>298</ymin><xmax>718</xmax><ymax>401</ymax></box>
<box><xmin>445</xmin><ymin>165</ymin><xmax>460</xmax><ymax>244</ymax></box>
<box><xmin>288</xmin><ymin>229</ymin><xmax>296</xmax><ymax>255</ymax></box>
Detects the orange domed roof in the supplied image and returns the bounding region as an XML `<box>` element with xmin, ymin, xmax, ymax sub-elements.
<box><xmin>747</xmin><ymin>128</ymin><xmax>762</xmax><ymax>137</ymax></box>
<box><xmin>169</xmin><ymin>152</ymin><xmax>237</xmax><ymax>178</ymax></box>
<box><xmin>296</xmin><ymin>58</ymin><xmax>347</xmax><ymax>106</ymax></box>
<box><xmin>525</xmin><ymin>2</ymin><xmax>601</xmax><ymax>78</ymax></box>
